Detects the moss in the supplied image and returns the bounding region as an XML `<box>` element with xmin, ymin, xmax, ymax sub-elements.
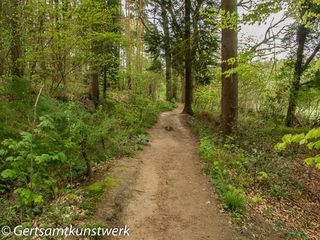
<box><xmin>83</xmin><ymin>177</ymin><xmax>119</xmax><ymax>197</ymax></box>
<box><xmin>79</xmin><ymin>177</ymin><xmax>119</xmax><ymax>213</ymax></box>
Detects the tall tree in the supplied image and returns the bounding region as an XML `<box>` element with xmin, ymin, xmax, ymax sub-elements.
<box><xmin>135</xmin><ymin>0</ymin><xmax>144</xmax><ymax>74</ymax></box>
<box><xmin>9</xmin><ymin>0</ymin><xmax>24</xmax><ymax>79</ymax></box>
<box><xmin>285</xmin><ymin>24</ymin><xmax>308</xmax><ymax>126</ymax></box>
<box><xmin>220</xmin><ymin>0</ymin><xmax>238</xmax><ymax>136</ymax></box>
<box><xmin>285</xmin><ymin>1</ymin><xmax>320</xmax><ymax>126</ymax></box>
<box><xmin>182</xmin><ymin>0</ymin><xmax>193</xmax><ymax>114</ymax></box>
<box><xmin>125</xmin><ymin>0</ymin><xmax>133</xmax><ymax>89</ymax></box>
<box><xmin>160</xmin><ymin>3</ymin><xmax>172</xmax><ymax>101</ymax></box>
<box><xmin>0</xmin><ymin>1</ymin><xmax>4</xmax><ymax>77</ymax></box>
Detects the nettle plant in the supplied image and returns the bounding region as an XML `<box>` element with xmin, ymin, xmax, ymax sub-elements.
<box><xmin>0</xmin><ymin>115</ymin><xmax>67</xmax><ymax>210</ymax></box>
<box><xmin>275</xmin><ymin>128</ymin><xmax>320</xmax><ymax>169</ymax></box>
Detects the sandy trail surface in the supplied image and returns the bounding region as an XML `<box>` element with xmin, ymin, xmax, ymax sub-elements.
<box><xmin>116</xmin><ymin>107</ymin><xmax>238</xmax><ymax>240</ymax></box>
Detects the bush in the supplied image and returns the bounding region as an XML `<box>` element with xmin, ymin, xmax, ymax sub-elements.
<box><xmin>0</xmin><ymin>92</ymin><xmax>174</xmax><ymax>226</ymax></box>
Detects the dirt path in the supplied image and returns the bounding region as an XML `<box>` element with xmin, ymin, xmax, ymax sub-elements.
<box><xmin>115</xmin><ymin>107</ymin><xmax>239</xmax><ymax>240</ymax></box>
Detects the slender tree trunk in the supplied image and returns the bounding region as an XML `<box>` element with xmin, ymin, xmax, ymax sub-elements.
<box><xmin>91</xmin><ymin>66</ymin><xmax>99</xmax><ymax>107</ymax></box>
<box><xmin>114</xmin><ymin>0</ymin><xmax>121</xmax><ymax>86</ymax></box>
<box><xmin>182</xmin><ymin>0</ymin><xmax>193</xmax><ymax>115</ymax></box>
<box><xmin>90</xmin><ymin>42</ymin><xmax>100</xmax><ymax>107</ymax></box>
<box><xmin>221</xmin><ymin>0</ymin><xmax>238</xmax><ymax>136</ymax></box>
<box><xmin>0</xmin><ymin>55</ymin><xmax>3</xmax><ymax>77</ymax></box>
<box><xmin>61</xmin><ymin>0</ymin><xmax>69</xmax><ymax>95</ymax></box>
<box><xmin>172</xmin><ymin>73</ymin><xmax>177</xmax><ymax>101</ymax></box>
<box><xmin>0</xmin><ymin>36</ymin><xmax>4</xmax><ymax>77</ymax></box>
<box><xmin>103</xmin><ymin>65</ymin><xmax>107</xmax><ymax>99</ymax></box>
<box><xmin>285</xmin><ymin>24</ymin><xmax>308</xmax><ymax>127</ymax></box>
<box><xmin>135</xmin><ymin>0</ymin><xmax>144</xmax><ymax>73</ymax></box>
<box><xmin>90</xmin><ymin>20</ymin><xmax>101</xmax><ymax>107</ymax></box>
<box><xmin>125</xmin><ymin>0</ymin><xmax>132</xmax><ymax>89</ymax></box>
<box><xmin>161</xmin><ymin>4</ymin><xmax>172</xmax><ymax>101</ymax></box>
<box><xmin>10</xmin><ymin>0</ymin><xmax>24</xmax><ymax>78</ymax></box>
<box><xmin>0</xmin><ymin>2</ymin><xmax>4</xmax><ymax>77</ymax></box>
<box><xmin>181</xmin><ymin>73</ymin><xmax>185</xmax><ymax>102</ymax></box>
<box><xmin>135</xmin><ymin>23</ymin><xmax>143</xmax><ymax>73</ymax></box>
<box><xmin>81</xmin><ymin>139</ymin><xmax>92</xmax><ymax>179</ymax></box>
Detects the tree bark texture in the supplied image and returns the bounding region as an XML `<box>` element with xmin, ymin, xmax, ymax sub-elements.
<box><xmin>182</xmin><ymin>0</ymin><xmax>193</xmax><ymax>115</ymax></box>
<box><xmin>285</xmin><ymin>24</ymin><xmax>308</xmax><ymax>127</ymax></box>
<box><xmin>221</xmin><ymin>0</ymin><xmax>238</xmax><ymax>136</ymax></box>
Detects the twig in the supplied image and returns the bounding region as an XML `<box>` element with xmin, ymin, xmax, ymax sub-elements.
<box><xmin>30</xmin><ymin>85</ymin><xmax>44</xmax><ymax>222</ymax></box>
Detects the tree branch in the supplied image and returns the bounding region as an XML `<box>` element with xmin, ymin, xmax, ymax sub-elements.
<box><xmin>303</xmin><ymin>42</ymin><xmax>320</xmax><ymax>71</ymax></box>
<box><xmin>250</xmin><ymin>17</ymin><xmax>287</xmax><ymax>52</ymax></box>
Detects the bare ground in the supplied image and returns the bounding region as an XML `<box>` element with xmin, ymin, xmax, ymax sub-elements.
<box><xmin>97</xmin><ymin>106</ymin><xmax>241</xmax><ymax>240</ymax></box>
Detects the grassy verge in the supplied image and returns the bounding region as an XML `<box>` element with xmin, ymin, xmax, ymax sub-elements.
<box><xmin>190</xmin><ymin>116</ymin><xmax>247</xmax><ymax>221</ymax></box>
<box><xmin>189</xmin><ymin>112</ymin><xmax>319</xmax><ymax>239</ymax></box>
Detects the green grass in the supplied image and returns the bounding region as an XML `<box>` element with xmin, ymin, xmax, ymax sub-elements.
<box><xmin>195</xmin><ymin>126</ymin><xmax>248</xmax><ymax>217</ymax></box>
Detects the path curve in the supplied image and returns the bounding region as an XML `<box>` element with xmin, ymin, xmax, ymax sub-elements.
<box><xmin>118</xmin><ymin>107</ymin><xmax>238</xmax><ymax>240</ymax></box>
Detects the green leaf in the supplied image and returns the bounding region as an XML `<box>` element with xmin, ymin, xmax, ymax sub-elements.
<box><xmin>258</xmin><ymin>171</ymin><xmax>269</xmax><ymax>180</ymax></box>
<box><xmin>299</xmin><ymin>139</ymin><xmax>307</xmax><ymax>145</ymax></box>
<box><xmin>57</xmin><ymin>152</ymin><xmax>67</xmax><ymax>162</ymax></box>
<box><xmin>0</xmin><ymin>149</ymin><xmax>7</xmax><ymax>156</ymax></box>
<box><xmin>1</xmin><ymin>169</ymin><xmax>17</xmax><ymax>179</ymax></box>
<box><xmin>5</xmin><ymin>156</ymin><xmax>14</xmax><ymax>162</ymax></box>
<box><xmin>21</xmin><ymin>131</ymin><xmax>32</xmax><ymax>141</ymax></box>
<box><xmin>35</xmin><ymin>154</ymin><xmax>51</xmax><ymax>164</ymax></box>
<box><xmin>304</xmin><ymin>157</ymin><xmax>315</xmax><ymax>166</ymax></box>
<box><xmin>33</xmin><ymin>194</ymin><xmax>44</xmax><ymax>204</ymax></box>
<box><xmin>14</xmin><ymin>188</ymin><xmax>32</xmax><ymax>206</ymax></box>
<box><xmin>292</xmin><ymin>133</ymin><xmax>305</xmax><ymax>143</ymax></box>
<box><xmin>313</xmin><ymin>141</ymin><xmax>320</xmax><ymax>149</ymax></box>
<box><xmin>305</xmin><ymin>128</ymin><xmax>320</xmax><ymax>140</ymax></box>
<box><xmin>282</xmin><ymin>134</ymin><xmax>293</xmax><ymax>143</ymax></box>
<box><xmin>275</xmin><ymin>142</ymin><xmax>286</xmax><ymax>151</ymax></box>
<box><xmin>307</xmin><ymin>142</ymin><xmax>315</xmax><ymax>149</ymax></box>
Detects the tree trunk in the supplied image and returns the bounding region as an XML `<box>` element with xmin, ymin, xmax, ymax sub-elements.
<box><xmin>135</xmin><ymin>0</ymin><xmax>144</xmax><ymax>74</ymax></box>
<box><xmin>103</xmin><ymin>64</ymin><xmax>107</xmax><ymax>99</ymax></box>
<box><xmin>135</xmin><ymin>23</ymin><xmax>143</xmax><ymax>73</ymax></box>
<box><xmin>172</xmin><ymin>74</ymin><xmax>177</xmax><ymax>101</ymax></box>
<box><xmin>0</xmin><ymin>56</ymin><xmax>3</xmax><ymax>77</ymax></box>
<box><xmin>91</xmin><ymin>68</ymin><xmax>99</xmax><ymax>108</ymax></box>
<box><xmin>181</xmin><ymin>73</ymin><xmax>185</xmax><ymax>102</ymax></box>
<box><xmin>10</xmin><ymin>0</ymin><xmax>24</xmax><ymax>78</ymax></box>
<box><xmin>90</xmin><ymin>27</ymin><xmax>101</xmax><ymax>107</ymax></box>
<box><xmin>61</xmin><ymin>0</ymin><xmax>69</xmax><ymax>96</ymax></box>
<box><xmin>285</xmin><ymin>24</ymin><xmax>308</xmax><ymax>127</ymax></box>
<box><xmin>125</xmin><ymin>0</ymin><xmax>132</xmax><ymax>89</ymax></box>
<box><xmin>0</xmin><ymin>1</ymin><xmax>4</xmax><ymax>77</ymax></box>
<box><xmin>221</xmin><ymin>0</ymin><xmax>238</xmax><ymax>136</ymax></box>
<box><xmin>161</xmin><ymin>4</ymin><xmax>172</xmax><ymax>101</ymax></box>
<box><xmin>81</xmin><ymin>139</ymin><xmax>92</xmax><ymax>179</ymax></box>
<box><xmin>90</xmin><ymin>40</ymin><xmax>100</xmax><ymax>107</ymax></box>
<box><xmin>182</xmin><ymin>0</ymin><xmax>193</xmax><ymax>115</ymax></box>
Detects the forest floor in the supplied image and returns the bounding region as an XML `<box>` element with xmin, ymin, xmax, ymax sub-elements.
<box><xmin>86</xmin><ymin>106</ymin><xmax>244</xmax><ymax>240</ymax></box>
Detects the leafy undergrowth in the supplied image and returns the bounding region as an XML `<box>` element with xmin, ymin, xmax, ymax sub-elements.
<box><xmin>189</xmin><ymin>112</ymin><xmax>320</xmax><ymax>240</ymax></box>
<box><xmin>29</xmin><ymin>175</ymin><xmax>119</xmax><ymax>240</ymax></box>
<box><xmin>0</xmin><ymin>90</ymin><xmax>175</xmax><ymax>232</ymax></box>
